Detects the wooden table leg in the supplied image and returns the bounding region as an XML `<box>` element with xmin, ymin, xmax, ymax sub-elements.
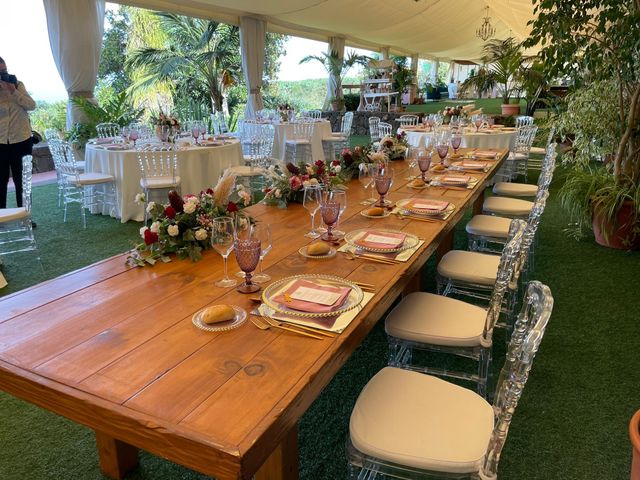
<box><xmin>436</xmin><ymin>229</ymin><xmax>455</xmax><ymax>262</ymax></box>
<box><xmin>472</xmin><ymin>188</ymin><xmax>486</xmax><ymax>216</ymax></box>
<box><xmin>255</xmin><ymin>424</ymin><xmax>298</xmax><ymax>480</ymax></box>
<box><xmin>95</xmin><ymin>431</ymin><xmax>139</xmax><ymax>480</ymax></box>
<box><xmin>402</xmin><ymin>270</ymin><xmax>421</xmax><ymax>296</ymax></box>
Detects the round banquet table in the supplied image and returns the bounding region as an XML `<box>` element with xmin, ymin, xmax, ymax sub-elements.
<box><xmin>85</xmin><ymin>139</ymin><xmax>243</xmax><ymax>222</ymax></box>
<box><xmin>399</xmin><ymin>127</ymin><xmax>517</xmax><ymax>151</ymax></box>
<box><xmin>269</xmin><ymin>120</ymin><xmax>333</xmax><ymax>163</ymax></box>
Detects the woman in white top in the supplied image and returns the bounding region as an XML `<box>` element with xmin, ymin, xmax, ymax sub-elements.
<box><xmin>0</xmin><ymin>56</ymin><xmax>36</xmax><ymax>208</ymax></box>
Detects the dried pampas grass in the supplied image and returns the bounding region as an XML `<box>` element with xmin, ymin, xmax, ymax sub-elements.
<box><xmin>214</xmin><ymin>169</ymin><xmax>237</xmax><ymax>206</ymax></box>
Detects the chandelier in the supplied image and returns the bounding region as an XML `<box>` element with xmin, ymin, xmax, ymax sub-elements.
<box><xmin>476</xmin><ymin>7</ymin><xmax>496</xmax><ymax>41</ymax></box>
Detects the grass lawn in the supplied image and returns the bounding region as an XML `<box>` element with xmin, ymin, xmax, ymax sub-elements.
<box><xmin>1</xmin><ymin>158</ymin><xmax>638</xmax><ymax>479</ymax></box>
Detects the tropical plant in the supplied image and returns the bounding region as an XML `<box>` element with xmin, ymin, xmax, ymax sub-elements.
<box><xmin>299</xmin><ymin>50</ymin><xmax>369</xmax><ymax>101</ymax></box>
<box><xmin>30</xmin><ymin>101</ymin><xmax>66</xmax><ymax>137</ymax></box>
<box><xmin>126</xmin><ymin>13</ymin><xmax>241</xmax><ymax>112</ymax></box>
<box><xmin>391</xmin><ymin>56</ymin><xmax>415</xmax><ymax>98</ymax></box>
<box><xmin>526</xmin><ymin>0</ymin><xmax>640</xmax><ymax>242</ymax></box>
<box><xmin>461</xmin><ymin>38</ymin><xmax>529</xmax><ymax>104</ymax></box>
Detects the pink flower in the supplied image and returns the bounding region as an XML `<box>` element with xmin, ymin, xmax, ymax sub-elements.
<box><xmin>289</xmin><ymin>175</ymin><xmax>303</xmax><ymax>191</ymax></box>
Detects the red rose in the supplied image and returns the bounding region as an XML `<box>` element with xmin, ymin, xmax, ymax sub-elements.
<box><xmin>144</xmin><ymin>229</ymin><xmax>158</xmax><ymax>245</ymax></box>
<box><xmin>227</xmin><ymin>201</ymin><xmax>239</xmax><ymax>213</ymax></box>
<box><xmin>206</xmin><ymin>188</ymin><xmax>214</xmax><ymax>195</ymax></box>
<box><xmin>289</xmin><ymin>175</ymin><xmax>303</xmax><ymax>191</ymax></box>
<box><xmin>286</xmin><ymin>162</ymin><xmax>300</xmax><ymax>175</ymax></box>
<box><xmin>315</xmin><ymin>159</ymin><xmax>324</xmax><ymax>167</ymax></box>
<box><xmin>332</xmin><ymin>159</ymin><xmax>340</xmax><ymax>166</ymax></box>
<box><xmin>164</xmin><ymin>206</ymin><xmax>176</xmax><ymax>219</ymax></box>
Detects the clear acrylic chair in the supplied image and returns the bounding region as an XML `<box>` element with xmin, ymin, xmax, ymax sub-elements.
<box><xmin>284</xmin><ymin>121</ymin><xmax>313</xmax><ymax>164</ymax></box>
<box><xmin>369</xmin><ymin>116</ymin><xmax>381</xmax><ymax>142</ymax></box>
<box><xmin>213</xmin><ymin>111</ymin><xmax>229</xmax><ymax>134</ymax></box>
<box><xmin>386</xmin><ymin>219</ymin><xmax>526</xmax><ymax>398</ymax></box>
<box><xmin>0</xmin><ymin>155</ymin><xmax>41</xmax><ymax>263</ymax></box>
<box><xmin>398</xmin><ymin>115</ymin><xmax>419</xmax><ymax>127</ymax></box>
<box><xmin>497</xmin><ymin>125</ymin><xmax>538</xmax><ymax>183</ymax></box>
<box><xmin>323</xmin><ymin>112</ymin><xmax>353</xmax><ymax>160</ymax></box>
<box><xmin>96</xmin><ymin>122</ymin><xmax>120</xmax><ymax>139</ymax></box>
<box><xmin>56</xmin><ymin>141</ymin><xmax>118</xmax><ymax>228</ymax></box>
<box><xmin>48</xmin><ymin>137</ymin><xmax>85</xmax><ymax>207</ymax></box>
<box><xmin>527</xmin><ymin>127</ymin><xmax>556</xmax><ymax>169</ymax></box>
<box><xmin>378</xmin><ymin>121</ymin><xmax>393</xmax><ymax>138</ymax></box>
<box><xmin>137</xmin><ymin>144</ymin><xmax>180</xmax><ymax>224</ymax></box>
<box><xmin>493</xmin><ymin>142</ymin><xmax>557</xmax><ymax>198</ymax></box>
<box><xmin>304</xmin><ymin>110</ymin><xmax>322</xmax><ymax>120</ymax></box>
<box><xmin>347</xmin><ymin>281</ymin><xmax>554</xmax><ymax>480</ymax></box>
<box><xmin>515</xmin><ymin>115</ymin><xmax>534</xmax><ymax>128</ymax></box>
<box><xmin>230</xmin><ymin>123</ymin><xmax>274</xmax><ymax>200</ymax></box>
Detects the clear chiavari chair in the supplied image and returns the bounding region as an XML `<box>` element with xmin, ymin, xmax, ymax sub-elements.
<box><xmin>137</xmin><ymin>144</ymin><xmax>180</xmax><ymax>224</ymax></box>
<box><xmin>386</xmin><ymin>219</ymin><xmax>526</xmax><ymax>398</ymax></box>
<box><xmin>347</xmin><ymin>281</ymin><xmax>553</xmax><ymax>480</ymax></box>
<box><xmin>48</xmin><ymin>136</ymin><xmax>84</xmax><ymax>206</ymax></box>
<box><xmin>284</xmin><ymin>121</ymin><xmax>313</xmax><ymax>164</ymax></box>
<box><xmin>398</xmin><ymin>115</ymin><xmax>419</xmax><ymax>127</ymax></box>
<box><xmin>304</xmin><ymin>110</ymin><xmax>322</xmax><ymax>120</ymax></box>
<box><xmin>497</xmin><ymin>124</ymin><xmax>538</xmax><ymax>183</ymax></box>
<box><xmin>230</xmin><ymin>123</ymin><xmax>274</xmax><ymax>200</ymax></box>
<box><xmin>493</xmin><ymin>140</ymin><xmax>557</xmax><ymax>198</ymax></box>
<box><xmin>369</xmin><ymin>116</ymin><xmax>381</xmax><ymax>142</ymax></box>
<box><xmin>96</xmin><ymin>122</ymin><xmax>120</xmax><ymax>139</ymax></box>
<box><xmin>323</xmin><ymin>111</ymin><xmax>353</xmax><ymax>160</ymax></box>
<box><xmin>515</xmin><ymin>115</ymin><xmax>534</xmax><ymax>128</ymax></box>
<box><xmin>378</xmin><ymin>121</ymin><xmax>392</xmax><ymax>138</ymax></box>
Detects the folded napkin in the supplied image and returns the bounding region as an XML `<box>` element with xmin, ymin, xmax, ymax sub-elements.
<box><xmin>93</xmin><ymin>137</ymin><xmax>115</xmax><ymax>144</ymax></box>
<box><xmin>356</xmin><ymin>231</ymin><xmax>406</xmax><ymax>250</ymax></box>
<box><xmin>473</xmin><ymin>150</ymin><xmax>498</xmax><ymax>158</ymax></box>
<box><xmin>406</xmin><ymin>199</ymin><xmax>449</xmax><ymax>212</ymax></box>
<box><xmin>274</xmin><ymin>279</ymin><xmax>351</xmax><ymax>313</ymax></box>
<box><xmin>461</xmin><ymin>161</ymin><xmax>487</xmax><ymax>169</ymax></box>
<box><xmin>442</xmin><ymin>175</ymin><xmax>471</xmax><ymax>185</ymax></box>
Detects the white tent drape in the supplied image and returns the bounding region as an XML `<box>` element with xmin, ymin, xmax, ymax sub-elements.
<box><xmin>43</xmin><ymin>0</ymin><xmax>105</xmax><ymax>130</ymax></box>
<box><xmin>239</xmin><ymin>16</ymin><xmax>266</xmax><ymax>119</ymax></box>
<box><xmin>324</xmin><ymin>36</ymin><xmax>345</xmax><ymax>110</ymax></box>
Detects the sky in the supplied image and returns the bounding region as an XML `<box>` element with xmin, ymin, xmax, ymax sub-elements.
<box><xmin>1</xmin><ymin>0</ymin><xmax>368</xmax><ymax>103</ymax></box>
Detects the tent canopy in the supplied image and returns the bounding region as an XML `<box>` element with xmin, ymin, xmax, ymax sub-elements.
<box><xmin>114</xmin><ymin>0</ymin><xmax>538</xmax><ymax>61</ymax></box>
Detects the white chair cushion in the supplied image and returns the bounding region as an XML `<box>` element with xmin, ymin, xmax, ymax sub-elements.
<box><xmin>529</xmin><ymin>146</ymin><xmax>546</xmax><ymax>155</ymax></box>
<box><xmin>331</xmin><ymin>132</ymin><xmax>346</xmax><ymax>137</ymax></box>
<box><xmin>350</xmin><ymin>367</ymin><xmax>494</xmax><ymax>473</ymax></box>
<box><xmin>228</xmin><ymin>165</ymin><xmax>266</xmax><ymax>176</ymax></box>
<box><xmin>437</xmin><ymin>250</ymin><xmax>500</xmax><ymax>286</ymax></box>
<box><xmin>483</xmin><ymin>196</ymin><xmax>534</xmax><ymax>216</ymax></box>
<box><xmin>284</xmin><ymin>139</ymin><xmax>311</xmax><ymax>144</ymax></box>
<box><xmin>0</xmin><ymin>207</ymin><xmax>29</xmax><ymax>223</ymax></box>
<box><xmin>140</xmin><ymin>176</ymin><xmax>181</xmax><ymax>189</ymax></box>
<box><xmin>75</xmin><ymin>172</ymin><xmax>115</xmax><ymax>186</ymax></box>
<box><xmin>465</xmin><ymin>215</ymin><xmax>512</xmax><ymax>239</ymax></box>
<box><xmin>323</xmin><ymin>136</ymin><xmax>346</xmax><ymax>142</ymax></box>
<box><xmin>508</xmin><ymin>152</ymin><xmax>528</xmax><ymax>160</ymax></box>
<box><xmin>75</xmin><ymin>161</ymin><xmax>86</xmax><ymax>171</ymax></box>
<box><xmin>385</xmin><ymin>292</ymin><xmax>487</xmax><ymax>347</ymax></box>
<box><xmin>492</xmin><ymin>182</ymin><xmax>538</xmax><ymax>197</ymax></box>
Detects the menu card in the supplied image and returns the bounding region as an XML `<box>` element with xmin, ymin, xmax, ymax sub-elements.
<box><xmin>407</xmin><ymin>199</ymin><xmax>449</xmax><ymax>211</ymax></box>
<box><xmin>274</xmin><ymin>279</ymin><xmax>351</xmax><ymax>313</ymax></box>
<box><xmin>356</xmin><ymin>231</ymin><xmax>406</xmax><ymax>250</ymax></box>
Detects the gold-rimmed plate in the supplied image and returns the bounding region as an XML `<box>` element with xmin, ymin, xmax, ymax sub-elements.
<box><xmin>344</xmin><ymin>228</ymin><xmax>420</xmax><ymax>253</ymax></box>
<box><xmin>298</xmin><ymin>245</ymin><xmax>337</xmax><ymax>259</ymax></box>
<box><xmin>192</xmin><ymin>305</ymin><xmax>247</xmax><ymax>332</ymax></box>
<box><xmin>262</xmin><ymin>274</ymin><xmax>364</xmax><ymax>318</ymax></box>
<box><xmin>396</xmin><ymin>198</ymin><xmax>453</xmax><ymax>217</ymax></box>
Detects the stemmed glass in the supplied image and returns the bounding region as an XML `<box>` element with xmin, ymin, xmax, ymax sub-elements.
<box><xmin>450</xmin><ymin>133</ymin><xmax>462</xmax><ymax>156</ymax></box>
<box><xmin>329</xmin><ymin>189</ymin><xmax>347</xmax><ymax>237</ymax></box>
<box><xmin>211</xmin><ymin>217</ymin><xmax>237</xmax><ymax>288</ymax></box>
<box><xmin>473</xmin><ymin>114</ymin><xmax>483</xmax><ymax>132</ymax></box>
<box><xmin>319</xmin><ymin>193</ymin><xmax>341</xmax><ymax>242</ymax></box>
<box><xmin>416</xmin><ymin>149</ymin><xmax>431</xmax><ymax>183</ymax></box>
<box><xmin>129</xmin><ymin>126</ymin><xmax>139</xmax><ymax>146</ymax></box>
<box><xmin>358</xmin><ymin>163</ymin><xmax>375</xmax><ymax>205</ymax></box>
<box><xmin>373</xmin><ymin>167</ymin><xmax>394</xmax><ymax>207</ymax></box>
<box><xmin>450</xmin><ymin>115</ymin><xmax>460</xmax><ymax>131</ymax></box>
<box><xmin>121</xmin><ymin>126</ymin><xmax>130</xmax><ymax>144</ymax></box>
<box><xmin>303</xmin><ymin>185</ymin><xmax>322</xmax><ymax>238</ymax></box>
<box><xmin>191</xmin><ymin>122</ymin><xmax>202</xmax><ymax>145</ymax></box>
<box><xmin>234</xmin><ymin>215</ymin><xmax>261</xmax><ymax>293</ymax></box>
<box><xmin>251</xmin><ymin>223</ymin><xmax>272</xmax><ymax>283</ymax></box>
<box><xmin>436</xmin><ymin>132</ymin><xmax>450</xmax><ymax>163</ymax></box>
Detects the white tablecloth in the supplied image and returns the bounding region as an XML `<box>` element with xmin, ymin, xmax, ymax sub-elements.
<box><xmin>85</xmin><ymin>140</ymin><xmax>243</xmax><ymax>222</ymax></box>
<box><xmin>270</xmin><ymin>120</ymin><xmax>333</xmax><ymax>163</ymax></box>
<box><xmin>399</xmin><ymin>127</ymin><xmax>517</xmax><ymax>151</ymax></box>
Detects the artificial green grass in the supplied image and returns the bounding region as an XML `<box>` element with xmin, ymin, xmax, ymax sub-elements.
<box><xmin>1</xmin><ymin>167</ymin><xmax>639</xmax><ymax>479</ymax></box>
<box><xmin>405</xmin><ymin>98</ymin><xmax>527</xmax><ymax>115</ymax></box>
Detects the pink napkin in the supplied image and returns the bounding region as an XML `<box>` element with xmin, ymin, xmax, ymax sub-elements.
<box><xmin>274</xmin><ymin>279</ymin><xmax>351</xmax><ymax>313</ymax></box>
<box><xmin>94</xmin><ymin>137</ymin><xmax>115</xmax><ymax>144</ymax></box>
<box><xmin>473</xmin><ymin>150</ymin><xmax>497</xmax><ymax>158</ymax></box>
<box><xmin>442</xmin><ymin>175</ymin><xmax>471</xmax><ymax>185</ymax></box>
<box><xmin>356</xmin><ymin>231</ymin><xmax>406</xmax><ymax>250</ymax></box>
<box><xmin>406</xmin><ymin>199</ymin><xmax>449</xmax><ymax>211</ymax></box>
<box><xmin>461</xmin><ymin>161</ymin><xmax>487</xmax><ymax>169</ymax></box>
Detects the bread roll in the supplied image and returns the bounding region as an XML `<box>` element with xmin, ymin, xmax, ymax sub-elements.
<box><xmin>202</xmin><ymin>305</ymin><xmax>236</xmax><ymax>324</ymax></box>
<box><xmin>307</xmin><ymin>242</ymin><xmax>331</xmax><ymax>256</ymax></box>
<box><xmin>432</xmin><ymin>164</ymin><xmax>446</xmax><ymax>172</ymax></box>
<box><xmin>366</xmin><ymin>207</ymin><xmax>385</xmax><ymax>216</ymax></box>
<box><xmin>409</xmin><ymin>179</ymin><xmax>426</xmax><ymax>187</ymax></box>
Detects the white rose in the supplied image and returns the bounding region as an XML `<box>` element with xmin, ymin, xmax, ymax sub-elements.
<box><xmin>150</xmin><ymin>221</ymin><xmax>161</xmax><ymax>233</ymax></box>
<box><xmin>134</xmin><ymin>193</ymin><xmax>145</xmax><ymax>205</ymax></box>
<box><xmin>139</xmin><ymin>226</ymin><xmax>149</xmax><ymax>238</ymax></box>
<box><xmin>183</xmin><ymin>202</ymin><xmax>196</xmax><ymax>214</ymax></box>
<box><xmin>333</xmin><ymin>165</ymin><xmax>342</xmax><ymax>173</ymax></box>
<box><xmin>195</xmin><ymin>228</ymin><xmax>208</xmax><ymax>241</ymax></box>
<box><xmin>146</xmin><ymin>201</ymin><xmax>156</xmax><ymax>213</ymax></box>
<box><xmin>275</xmin><ymin>188</ymin><xmax>282</xmax><ymax>198</ymax></box>
<box><xmin>185</xmin><ymin>196</ymin><xmax>199</xmax><ymax>205</ymax></box>
<box><xmin>167</xmin><ymin>225</ymin><xmax>180</xmax><ymax>237</ymax></box>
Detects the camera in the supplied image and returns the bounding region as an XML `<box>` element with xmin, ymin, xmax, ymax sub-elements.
<box><xmin>0</xmin><ymin>72</ymin><xmax>18</xmax><ymax>85</ymax></box>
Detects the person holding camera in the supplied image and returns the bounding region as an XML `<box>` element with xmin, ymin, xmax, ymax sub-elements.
<box><xmin>0</xmin><ymin>56</ymin><xmax>36</xmax><ymax>210</ymax></box>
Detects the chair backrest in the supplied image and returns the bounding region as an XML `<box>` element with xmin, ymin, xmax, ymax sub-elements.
<box><xmin>210</xmin><ymin>111</ymin><xmax>228</xmax><ymax>134</ymax></box>
<box><xmin>514</xmin><ymin>124</ymin><xmax>538</xmax><ymax>153</ymax></box>
<box><xmin>481</xmin><ymin>281</ymin><xmax>554</xmax><ymax>478</ymax></box>
<box><xmin>44</xmin><ymin>128</ymin><xmax>61</xmax><ymax>141</ymax></box>
<box><xmin>304</xmin><ymin>110</ymin><xmax>322</xmax><ymax>120</ymax></box>
<box><xmin>21</xmin><ymin>155</ymin><xmax>33</xmax><ymax>213</ymax></box>
<box><xmin>341</xmin><ymin>111</ymin><xmax>354</xmax><ymax>136</ymax></box>
<box><xmin>137</xmin><ymin>145</ymin><xmax>178</xmax><ymax>182</ymax></box>
<box><xmin>96</xmin><ymin>122</ymin><xmax>120</xmax><ymax>139</ymax></box>
<box><xmin>243</xmin><ymin>123</ymin><xmax>274</xmax><ymax>167</ymax></box>
<box><xmin>49</xmin><ymin>139</ymin><xmax>81</xmax><ymax>179</ymax></box>
<box><xmin>398</xmin><ymin>115</ymin><xmax>419</xmax><ymax>127</ymax></box>
<box><xmin>378</xmin><ymin>122</ymin><xmax>392</xmax><ymax>138</ymax></box>
<box><xmin>482</xmin><ymin>219</ymin><xmax>527</xmax><ymax>342</ymax></box>
<box><xmin>293</xmin><ymin>121</ymin><xmax>314</xmax><ymax>141</ymax></box>
<box><xmin>515</xmin><ymin>116</ymin><xmax>534</xmax><ymax>128</ymax></box>
<box><xmin>369</xmin><ymin>116</ymin><xmax>381</xmax><ymax>140</ymax></box>
<box><xmin>538</xmin><ymin>143</ymin><xmax>558</xmax><ymax>186</ymax></box>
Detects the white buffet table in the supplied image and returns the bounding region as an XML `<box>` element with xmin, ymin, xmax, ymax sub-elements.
<box><xmin>399</xmin><ymin>126</ymin><xmax>518</xmax><ymax>151</ymax></box>
<box><xmin>85</xmin><ymin>139</ymin><xmax>243</xmax><ymax>222</ymax></box>
<box><xmin>269</xmin><ymin>120</ymin><xmax>333</xmax><ymax>163</ymax></box>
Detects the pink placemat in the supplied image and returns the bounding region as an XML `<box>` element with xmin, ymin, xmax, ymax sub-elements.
<box><xmin>442</xmin><ymin>175</ymin><xmax>471</xmax><ymax>184</ymax></box>
<box><xmin>406</xmin><ymin>199</ymin><xmax>449</xmax><ymax>212</ymax></box>
<box><xmin>355</xmin><ymin>231</ymin><xmax>406</xmax><ymax>250</ymax></box>
<box><xmin>273</xmin><ymin>279</ymin><xmax>351</xmax><ymax>313</ymax></box>
<box><xmin>473</xmin><ymin>150</ymin><xmax>498</xmax><ymax>158</ymax></box>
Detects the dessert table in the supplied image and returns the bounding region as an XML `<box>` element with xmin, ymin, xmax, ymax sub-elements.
<box><xmin>85</xmin><ymin>139</ymin><xmax>244</xmax><ymax>222</ymax></box>
<box><xmin>0</xmin><ymin>148</ymin><xmax>507</xmax><ymax>480</ymax></box>
<box><xmin>399</xmin><ymin>126</ymin><xmax>517</xmax><ymax>151</ymax></box>
<box><xmin>269</xmin><ymin>120</ymin><xmax>333</xmax><ymax>163</ymax></box>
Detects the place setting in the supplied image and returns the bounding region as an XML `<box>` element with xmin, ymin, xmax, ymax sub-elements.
<box><xmin>338</xmin><ymin>228</ymin><xmax>423</xmax><ymax>264</ymax></box>
<box><xmin>392</xmin><ymin>198</ymin><xmax>456</xmax><ymax>223</ymax></box>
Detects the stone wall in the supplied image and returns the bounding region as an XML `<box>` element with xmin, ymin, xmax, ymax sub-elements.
<box><xmin>32</xmin><ymin>143</ymin><xmax>54</xmax><ymax>173</ymax></box>
<box><xmin>321</xmin><ymin>111</ymin><xmax>425</xmax><ymax>137</ymax></box>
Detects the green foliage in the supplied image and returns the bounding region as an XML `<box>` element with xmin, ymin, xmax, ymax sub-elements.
<box><xmin>299</xmin><ymin>50</ymin><xmax>369</xmax><ymax>99</ymax></box>
<box><xmin>391</xmin><ymin>56</ymin><xmax>414</xmax><ymax>99</ymax></box>
<box><xmin>29</xmin><ymin>101</ymin><xmax>66</xmax><ymax>136</ymax></box>
<box><xmin>343</xmin><ymin>93</ymin><xmax>360</xmax><ymax>112</ymax></box>
<box><xmin>98</xmin><ymin>8</ymin><xmax>131</xmax><ymax>92</ymax></box>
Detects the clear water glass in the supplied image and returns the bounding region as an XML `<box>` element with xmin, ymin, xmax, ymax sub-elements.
<box><xmin>303</xmin><ymin>185</ymin><xmax>322</xmax><ymax>238</ymax></box>
<box><xmin>328</xmin><ymin>189</ymin><xmax>347</xmax><ymax>236</ymax></box>
<box><xmin>211</xmin><ymin>217</ymin><xmax>237</xmax><ymax>288</ymax></box>
<box><xmin>252</xmin><ymin>223</ymin><xmax>272</xmax><ymax>283</ymax></box>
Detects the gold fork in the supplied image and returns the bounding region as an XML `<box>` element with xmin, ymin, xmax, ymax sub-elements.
<box><xmin>250</xmin><ymin>316</ymin><xmax>323</xmax><ymax>340</ymax></box>
<box><xmin>261</xmin><ymin>316</ymin><xmax>336</xmax><ymax>338</ymax></box>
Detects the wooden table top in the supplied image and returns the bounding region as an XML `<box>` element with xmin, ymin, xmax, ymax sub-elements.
<box><xmin>0</xmin><ymin>149</ymin><xmax>506</xmax><ymax>480</ymax></box>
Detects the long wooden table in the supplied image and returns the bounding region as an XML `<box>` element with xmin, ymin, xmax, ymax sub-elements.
<box><xmin>0</xmin><ymin>149</ymin><xmax>506</xmax><ymax>480</ymax></box>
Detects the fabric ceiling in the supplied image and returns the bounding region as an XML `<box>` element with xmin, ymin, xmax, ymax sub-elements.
<box><xmin>113</xmin><ymin>0</ymin><xmax>539</xmax><ymax>61</ymax></box>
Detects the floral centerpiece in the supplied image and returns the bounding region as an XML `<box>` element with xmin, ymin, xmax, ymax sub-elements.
<box><xmin>262</xmin><ymin>159</ymin><xmax>348</xmax><ymax>206</ymax></box>
<box><xmin>128</xmin><ymin>171</ymin><xmax>252</xmax><ymax>266</ymax></box>
<box><xmin>277</xmin><ymin>103</ymin><xmax>295</xmax><ymax>122</ymax></box>
<box><xmin>377</xmin><ymin>132</ymin><xmax>409</xmax><ymax>160</ymax></box>
<box><xmin>339</xmin><ymin>144</ymin><xmax>372</xmax><ymax>176</ymax></box>
<box><xmin>440</xmin><ymin>105</ymin><xmax>463</xmax><ymax>120</ymax></box>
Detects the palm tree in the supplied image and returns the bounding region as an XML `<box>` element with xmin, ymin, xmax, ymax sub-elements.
<box><xmin>126</xmin><ymin>13</ymin><xmax>240</xmax><ymax>112</ymax></box>
<box><xmin>300</xmin><ymin>50</ymin><xmax>369</xmax><ymax>102</ymax></box>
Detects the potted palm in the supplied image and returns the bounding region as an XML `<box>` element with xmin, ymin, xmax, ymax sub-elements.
<box><xmin>461</xmin><ymin>38</ymin><xmax>527</xmax><ymax>115</ymax></box>
<box><xmin>526</xmin><ymin>0</ymin><xmax>640</xmax><ymax>249</ymax></box>
<box><xmin>300</xmin><ymin>50</ymin><xmax>369</xmax><ymax>111</ymax></box>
